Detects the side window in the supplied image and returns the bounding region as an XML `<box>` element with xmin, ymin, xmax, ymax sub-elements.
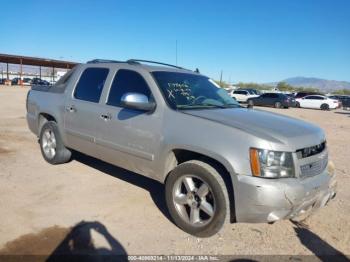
<box><xmin>107</xmin><ymin>69</ymin><xmax>151</xmax><ymax>107</ymax></box>
<box><xmin>305</xmin><ymin>96</ymin><xmax>319</xmax><ymax>100</ymax></box>
<box><xmin>316</xmin><ymin>96</ymin><xmax>325</xmax><ymax>100</ymax></box>
<box><xmin>74</xmin><ymin>68</ymin><xmax>109</xmax><ymax>103</ymax></box>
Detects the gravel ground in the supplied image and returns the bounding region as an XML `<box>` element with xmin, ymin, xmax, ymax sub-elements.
<box><xmin>0</xmin><ymin>86</ymin><xmax>349</xmax><ymax>259</ymax></box>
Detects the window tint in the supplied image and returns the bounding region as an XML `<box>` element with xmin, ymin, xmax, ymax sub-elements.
<box><xmin>234</xmin><ymin>90</ymin><xmax>247</xmax><ymax>95</ymax></box>
<box><xmin>107</xmin><ymin>69</ymin><xmax>151</xmax><ymax>107</ymax></box>
<box><xmin>74</xmin><ymin>68</ymin><xmax>109</xmax><ymax>103</ymax></box>
<box><xmin>305</xmin><ymin>96</ymin><xmax>323</xmax><ymax>100</ymax></box>
<box><xmin>271</xmin><ymin>94</ymin><xmax>279</xmax><ymax>98</ymax></box>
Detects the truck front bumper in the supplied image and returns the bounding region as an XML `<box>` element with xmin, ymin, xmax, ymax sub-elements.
<box><xmin>233</xmin><ymin>166</ymin><xmax>337</xmax><ymax>223</ymax></box>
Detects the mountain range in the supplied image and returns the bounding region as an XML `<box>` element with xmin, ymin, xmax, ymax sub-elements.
<box><xmin>269</xmin><ymin>77</ymin><xmax>350</xmax><ymax>92</ymax></box>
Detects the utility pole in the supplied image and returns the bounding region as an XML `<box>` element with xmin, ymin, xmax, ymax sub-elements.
<box><xmin>219</xmin><ymin>70</ymin><xmax>223</xmax><ymax>85</ymax></box>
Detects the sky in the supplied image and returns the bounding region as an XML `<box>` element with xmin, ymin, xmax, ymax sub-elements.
<box><xmin>0</xmin><ymin>0</ymin><xmax>349</xmax><ymax>83</ymax></box>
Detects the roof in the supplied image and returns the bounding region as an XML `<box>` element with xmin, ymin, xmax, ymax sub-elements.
<box><xmin>86</xmin><ymin>58</ymin><xmax>198</xmax><ymax>74</ymax></box>
<box><xmin>0</xmin><ymin>53</ymin><xmax>78</xmax><ymax>69</ymax></box>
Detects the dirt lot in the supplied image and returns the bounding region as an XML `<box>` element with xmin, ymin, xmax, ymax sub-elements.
<box><xmin>0</xmin><ymin>86</ymin><xmax>349</xmax><ymax>259</ymax></box>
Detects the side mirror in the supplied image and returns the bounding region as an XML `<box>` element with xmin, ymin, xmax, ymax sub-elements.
<box><xmin>120</xmin><ymin>93</ymin><xmax>156</xmax><ymax>112</ymax></box>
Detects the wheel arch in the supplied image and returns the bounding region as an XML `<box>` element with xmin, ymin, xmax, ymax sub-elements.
<box><xmin>164</xmin><ymin>148</ymin><xmax>236</xmax><ymax>222</ymax></box>
<box><xmin>38</xmin><ymin>113</ymin><xmax>57</xmax><ymax>134</ymax></box>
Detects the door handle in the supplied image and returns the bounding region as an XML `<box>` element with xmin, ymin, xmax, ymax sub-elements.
<box><xmin>100</xmin><ymin>113</ymin><xmax>112</xmax><ymax>121</ymax></box>
<box><xmin>65</xmin><ymin>105</ymin><xmax>76</xmax><ymax>113</ymax></box>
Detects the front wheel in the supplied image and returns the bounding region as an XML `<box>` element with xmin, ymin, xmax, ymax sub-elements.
<box><xmin>165</xmin><ymin>160</ymin><xmax>229</xmax><ymax>237</ymax></box>
<box><xmin>320</xmin><ymin>104</ymin><xmax>329</xmax><ymax>110</ymax></box>
<box><xmin>40</xmin><ymin>121</ymin><xmax>72</xmax><ymax>164</ymax></box>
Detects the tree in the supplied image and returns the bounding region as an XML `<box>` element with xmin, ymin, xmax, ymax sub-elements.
<box><xmin>332</xmin><ymin>89</ymin><xmax>350</xmax><ymax>95</ymax></box>
<box><xmin>236</xmin><ymin>82</ymin><xmax>273</xmax><ymax>90</ymax></box>
<box><xmin>276</xmin><ymin>82</ymin><xmax>294</xmax><ymax>91</ymax></box>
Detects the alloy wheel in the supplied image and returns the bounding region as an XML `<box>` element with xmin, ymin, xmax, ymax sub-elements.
<box><xmin>172</xmin><ymin>175</ymin><xmax>216</xmax><ymax>227</ymax></box>
<box><xmin>42</xmin><ymin>129</ymin><xmax>57</xmax><ymax>159</ymax></box>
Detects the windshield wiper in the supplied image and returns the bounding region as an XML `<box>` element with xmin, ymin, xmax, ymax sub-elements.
<box><xmin>177</xmin><ymin>102</ymin><xmax>241</xmax><ymax>109</ymax></box>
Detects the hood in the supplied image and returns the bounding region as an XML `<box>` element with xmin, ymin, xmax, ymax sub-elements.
<box><xmin>182</xmin><ymin>108</ymin><xmax>325</xmax><ymax>151</ymax></box>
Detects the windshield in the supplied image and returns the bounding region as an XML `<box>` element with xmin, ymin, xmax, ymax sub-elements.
<box><xmin>152</xmin><ymin>71</ymin><xmax>240</xmax><ymax>109</ymax></box>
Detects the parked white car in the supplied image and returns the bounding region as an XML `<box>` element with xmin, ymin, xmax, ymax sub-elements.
<box><xmin>296</xmin><ymin>95</ymin><xmax>340</xmax><ymax>110</ymax></box>
<box><xmin>230</xmin><ymin>90</ymin><xmax>259</xmax><ymax>103</ymax></box>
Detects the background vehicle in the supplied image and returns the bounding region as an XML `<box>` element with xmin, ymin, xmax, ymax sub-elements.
<box><xmin>31</xmin><ymin>78</ymin><xmax>51</xmax><ymax>86</ymax></box>
<box><xmin>26</xmin><ymin>59</ymin><xmax>336</xmax><ymax>237</ymax></box>
<box><xmin>328</xmin><ymin>95</ymin><xmax>350</xmax><ymax>109</ymax></box>
<box><xmin>11</xmin><ymin>77</ymin><xmax>20</xmax><ymax>85</ymax></box>
<box><xmin>296</xmin><ymin>95</ymin><xmax>339</xmax><ymax>110</ymax></box>
<box><xmin>230</xmin><ymin>89</ymin><xmax>259</xmax><ymax>102</ymax></box>
<box><xmin>294</xmin><ymin>91</ymin><xmax>323</xmax><ymax>99</ymax></box>
<box><xmin>247</xmin><ymin>93</ymin><xmax>295</xmax><ymax>108</ymax></box>
<box><xmin>23</xmin><ymin>78</ymin><xmax>32</xmax><ymax>86</ymax></box>
<box><xmin>339</xmin><ymin>97</ymin><xmax>350</xmax><ymax>110</ymax></box>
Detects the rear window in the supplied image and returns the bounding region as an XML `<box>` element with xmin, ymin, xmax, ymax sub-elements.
<box><xmin>74</xmin><ymin>68</ymin><xmax>109</xmax><ymax>103</ymax></box>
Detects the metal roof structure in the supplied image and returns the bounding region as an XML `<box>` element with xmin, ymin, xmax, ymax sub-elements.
<box><xmin>0</xmin><ymin>53</ymin><xmax>78</xmax><ymax>69</ymax></box>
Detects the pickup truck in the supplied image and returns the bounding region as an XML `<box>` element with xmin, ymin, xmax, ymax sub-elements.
<box><xmin>26</xmin><ymin>59</ymin><xmax>337</xmax><ymax>237</ymax></box>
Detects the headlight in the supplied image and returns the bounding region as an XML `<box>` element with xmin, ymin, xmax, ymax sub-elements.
<box><xmin>250</xmin><ymin>148</ymin><xmax>294</xmax><ymax>178</ymax></box>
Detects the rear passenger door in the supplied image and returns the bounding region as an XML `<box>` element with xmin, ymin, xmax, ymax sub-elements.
<box><xmin>259</xmin><ymin>93</ymin><xmax>272</xmax><ymax>106</ymax></box>
<box><xmin>301</xmin><ymin>96</ymin><xmax>319</xmax><ymax>108</ymax></box>
<box><xmin>96</xmin><ymin>69</ymin><xmax>161</xmax><ymax>179</ymax></box>
<box><xmin>269</xmin><ymin>93</ymin><xmax>279</xmax><ymax>106</ymax></box>
<box><xmin>64</xmin><ymin>67</ymin><xmax>110</xmax><ymax>158</ymax></box>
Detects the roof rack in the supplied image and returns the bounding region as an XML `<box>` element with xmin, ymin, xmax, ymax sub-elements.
<box><xmin>87</xmin><ymin>59</ymin><xmax>197</xmax><ymax>72</ymax></box>
<box><xmin>87</xmin><ymin>59</ymin><xmax>129</xmax><ymax>64</ymax></box>
<box><xmin>127</xmin><ymin>59</ymin><xmax>186</xmax><ymax>70</ymax></box>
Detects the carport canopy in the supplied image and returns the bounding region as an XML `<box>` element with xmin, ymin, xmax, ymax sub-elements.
<box><xmin>0</xmin><ymin>53</ymin><xmax>78</xmax><ymax>69</ymax></box>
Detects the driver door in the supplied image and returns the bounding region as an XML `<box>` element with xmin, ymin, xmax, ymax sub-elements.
<box><xmin>95</xmin><ymin>69</ymin><xmax>161</xmax><ymax>179</ymax></box>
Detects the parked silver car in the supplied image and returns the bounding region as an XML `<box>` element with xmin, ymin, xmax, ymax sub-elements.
<box><xmin>26</xmin><ymin>59</ymin><xmax>337</xmax><ymax>237</ymax></box>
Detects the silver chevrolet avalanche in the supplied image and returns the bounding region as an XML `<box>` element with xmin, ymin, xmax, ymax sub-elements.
<box><xmin>26</xmin><ymin>59</ymin><xmax>337</xmax><ymax>237</ymax></box>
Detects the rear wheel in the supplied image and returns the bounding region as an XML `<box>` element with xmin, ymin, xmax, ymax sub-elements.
<box><xmin>320</xmin><ymin>104</ymin><xmax>329</xmax><ymax>111</ymax></box>
<box><xmin>274</xmin><ymin>101</ymin><xmax>282</xmax><ymax>108</ymax></box>
<box><xmin>247</xmin><ymin>100</ymin><xmax>254</xmax><ymax>108</ymax></box>
<box><xmin>40</xmin><ymin>121</ymin><xmax>72</xmax><ymax>164</ymax></box>
<box><xmin>165</xmin><ymin>160</ymin><xmax>229</xmax><ymax>237</ymax></box>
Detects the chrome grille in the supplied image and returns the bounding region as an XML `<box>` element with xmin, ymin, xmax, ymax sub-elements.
<box><xmin>297</xmin><ymin>141</ymin><xmax>326</xmax><ymax>159</ymax></box>
<box><xmin>300</xmin><ymin>153</ymin><xmax>328</xmax><ymax>178</ymax></box>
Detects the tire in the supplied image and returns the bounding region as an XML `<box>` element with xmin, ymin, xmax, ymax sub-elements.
<box><xmin>274</xmin><ymin>101</ymin><xmax>282</xmax><ymax>108</ymax></box>
<box><xmin>296</xmin><ymin>102</ymin><xmax>300</xmax><ymax>108</ymax></box>
<box><xmin>39</xmin><ymin>121</ymin><xmax>72</xmax><ymax>164</ymax></box>
<box><xmin>165</xmin><ymin>160</ymin><xmax>229</xmax><ymax>237</ymax></box>
<box><xmin>320</xmin><ymin>104</ymin><xmax>329</xmax><ymax>111</ymax></box>
<box><xmin>247</xmin><ymin>100</ymin><xmax>254</xmax><ymax>108</ymax></box>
